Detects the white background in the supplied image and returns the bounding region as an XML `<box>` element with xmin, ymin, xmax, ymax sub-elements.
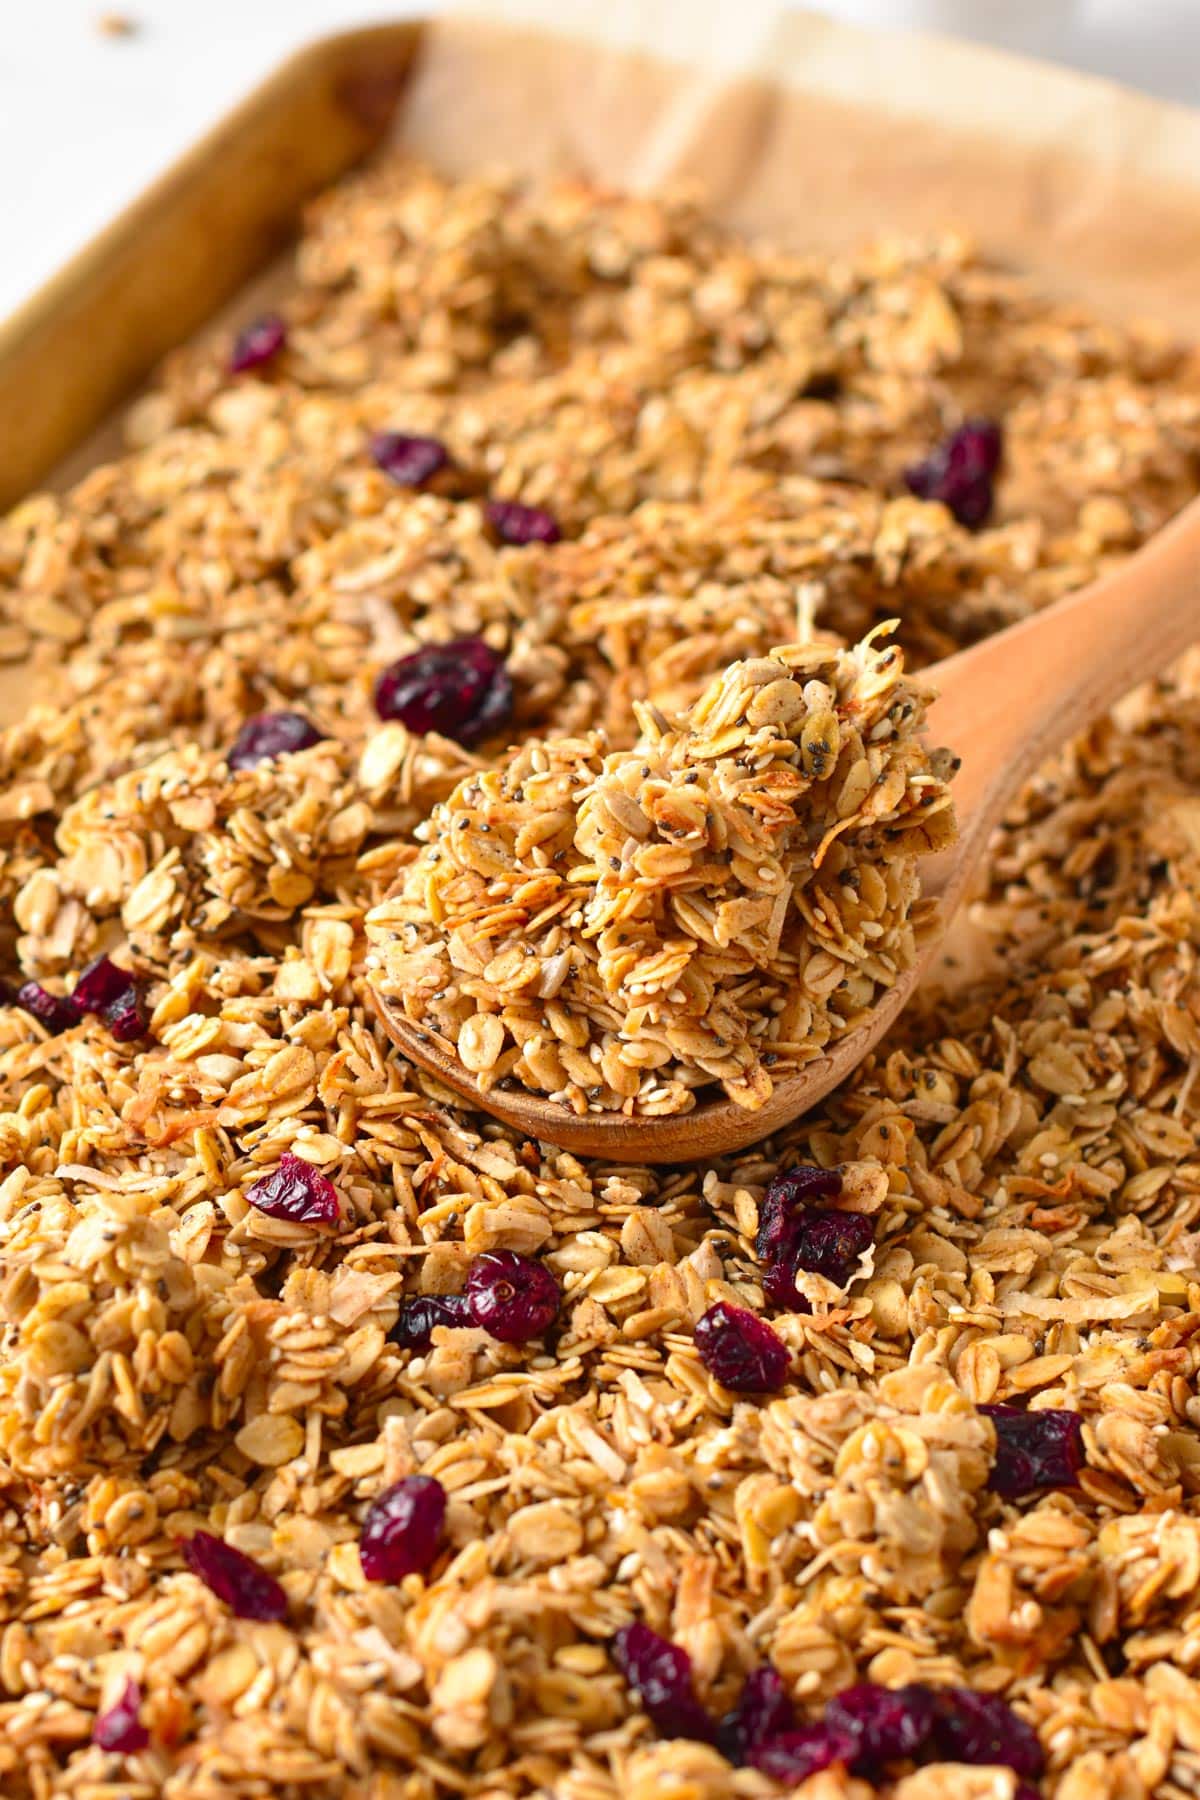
<box><xmin>2</xmin><ymin>0</ymin><xmax>1198</xmax><ymax>323</ymax></box>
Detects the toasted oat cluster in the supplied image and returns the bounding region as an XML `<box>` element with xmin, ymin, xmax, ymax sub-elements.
<box><xmin>369</xmin><ymin>631</ymin><xmax>955</xmax><ymax>1114</ymax></box>
<box><xmin>1</xmin><ymin>158</ymin><xmax>1200</xmax><ymax>1800</ymax></box>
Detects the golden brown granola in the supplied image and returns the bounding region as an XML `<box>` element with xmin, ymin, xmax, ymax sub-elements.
<box><xmin>0</xmin><ymin>158</ymin><xmax>1199</xmax><ymax>1800</ymax></box>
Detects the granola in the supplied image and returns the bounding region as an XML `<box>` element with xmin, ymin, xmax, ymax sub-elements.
<box><xmin>0</xmin><ymin>158</ymin><xmax>1199</xmax><ymax>1800</ymax></box>
<box><xmin>366</xmin><ymin>632</ymin><xmax>956</xmax><ymax>1115</ymax></box>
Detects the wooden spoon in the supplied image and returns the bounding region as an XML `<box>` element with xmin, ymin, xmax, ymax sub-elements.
<box><xmin>369</xmin><ymin>496</ymin><xmax>1200</xmax><ymax>1162</ymax></box>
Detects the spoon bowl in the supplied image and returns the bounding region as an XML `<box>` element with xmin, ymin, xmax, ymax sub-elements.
<box><xmin>370</xmin><ymin>495</ymin><xmax>1200</xmax><ymax>1161</ymax></box>
<box><xmin>367</xmin><ymin>968</ymin><xmax>925</xmax><ymax>1161</ymax></box>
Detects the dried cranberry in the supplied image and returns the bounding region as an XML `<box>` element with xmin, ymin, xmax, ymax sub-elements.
<box><xmin>826</xmin><ymin>1681</ymin><xmax>937</xmax><ymax>1773</ymax></box>
<box><xmin>757</xmin><ymin>1166</ymin><xmax>871</xmax><ymax>1311</ymax></box>
<box><xmin>778</xmin><ymin>1209</ymin><xmax>873</xmax><ymax>1286</ymax></box>
<box><xmin>390</xmin><ymin>1293</ymin><xmax>473</xmax><ymax>1350</ymax></box>
<box><xmin>373</xmin><ymin>637</ymin><xmax>512</xmax><ymax>746</ymax></box>
<box><xmin>755</xmin><ymin>1165</ymin><xmax>843</xmax><ymax>1263</ymax></box>
<box><xmin>748</xmin><ymin>1721</ymin><xmax>858</xmax><ymax>1782</ymax></box>
<box><xmin>761</xmin><ymin>1209</ymin><xmax>875</xmax><ymax>1308</ymax></box>
<box><xmin>16</xmin><ymin>981</ymin><xmax>81</xmax><ymax>1034</ymax></box>
<box><xmin>465</xmin><ymin>1250</ymin><xmax>559</xmax><ymax>1343</ymax></box>
<box><xmin>718</xmin><ymin>1665</ymin><xmax>796</xmax><ymax>1765</ymax></box>
<box><xmin>230</xmin><ymin>313</ymin><xmax>287</xmax><ymax>375</ymax></box>
<box><xmin>227</xmin><ymin>710</ymin><xmax>325</xmax><ymax>771</ymax></box>
<box><xmin>612</xmin><ymin>1622</ymin><xmax>716</xmax><ymax>1743</ymax></box>
<box><xmin>904</xmin><ymin>418</ymin><xmax>1003</xmax><ymax>529</ymax></box>
<box><xmin>19</xmin><ymin>960</ymin><xmax>145</xmax><ymax>1042</ymax></box>
<box><xmin>183</xmin><ymin>1531</ymin><xmax>287</xmax><ymax>1621</ymax></box>
<box><xmin>245</xmin><ymin>1151</ymin><xmax>340</xmax><ymax>1225</ymax></box>
<box><xmin>359</xmin><ymin>1475</ymin><xmax>446</xmax><ymax>1582</ymax></box>
<box><xmin>103</xmin><ymin>990</ymin><xmax>147</xmax><ymax>1042</ymax></box>
<box><xmin>763</xmin><ymin>1262</ymin><xmax>809</xmax><ymax>1309</ymax></box>
<box><xmin>694</xmin><ymin>1302</ymin><xmax>790</xmax><ymax>1392</ymax></box>
<box><xmin>485</xmin><ymin>498</ymin><xmax>561</xmax><ymax>546</ymax></box>
<box><xmin>980</xmin><ymin>1403</ymin><xmax>1085</xmax><ymax>1498</ymax></box>
<box><xmin>73</xmin><ymin>954</ymin><xmax>133</xmax><ymax>1013</ymax></box>
<box><xmin>92</xmin><ymin>1677</ymin><xmax>150</xmax><ymax>1754</ymax></box>
<box><xmin>370</xmin><ymin>431</ymin><xmax>451</xmax><ymax>488</ymax></box>
<box><xmin>1015</xmin><ymin>1787</ymin><xmax>1043</xmax><ymax>1800</ymax></box>
<box><xmin>930</xmin><ymin>1687</ymin><xmax>1045</xmax><ymax>1778</ymax></box>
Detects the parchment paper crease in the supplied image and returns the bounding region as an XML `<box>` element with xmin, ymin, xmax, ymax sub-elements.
<box><xmin>403</xmin><ymin>2</ymin><xmax>1200</xmax><ymax>326</ymax></box>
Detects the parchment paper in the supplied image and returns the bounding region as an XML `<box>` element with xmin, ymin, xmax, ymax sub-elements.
<box><xmin>402</xmin><ymin>1</ymin><xmax>1200</xmax><ymax>327</ymax></box>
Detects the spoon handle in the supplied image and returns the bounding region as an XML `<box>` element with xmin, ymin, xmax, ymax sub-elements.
<box><xmin>924</xmin><ymin>493</ymin><xmax>1200</xmax><ymax>906</ymax></box>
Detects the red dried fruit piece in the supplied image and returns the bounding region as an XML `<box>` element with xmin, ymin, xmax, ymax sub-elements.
<box><xmin>389</xmin><ymin>1293</ymin><xmax>473</xmax><ymax>1350</ymax></box>
<box><xmin>763</xmin><ymin>1216</ymin><xmax>874</xmax><ymax>1308</ymax></box>
<box><xmin>825</xmin><ymin>1681</ymin><xmax>937</xmax><ymax>1773</ymax></box>
<box><xmin>103</xmin><ymin>991</ymin><xmax>148</xmax><ymax>1042</ymax></box>
<box><xmin>929</xmin><ymin>1687</ymin><xmax>1045</xmax><ymax>1778</ymax></box>
<box><xmin>230</xmin><ymin>313</ymin><xmax>287</xmax><ymax>375</ymax></box>
<box><xmin>762</xmin><ymin>1260</ymin><xmax>809</xmax><ymax>1309</ymax></box>
<box><xmin>748</xmin><ymin>1721</ymin><xmax>858</xmax><ymax>1782</ymax></box>
<box><xmin>766</xmin><ymin>1207</ymin><xmax>873</xmax><ymax>1294</ymax></box>
<box><xmin>693</xmin><ymin>1301</ymin><xmax>790</xmax><ymax>1392</ymax></box>
<box><xmin>763</xmin><ymin>1201</ymin><xmax>867</xmax><ymax>1286</ymax></box>
<box><xmin>612</xmin><ymin>1621</ymin><xmax>716</xmax><ymax>1743</ymax></box>
<box><xmin>465</xmin><ymin>1250</ymin><xmax>560</xmax><ymax>1343</ymax></box>
<box><xmin>106</xmin><ymin>997</ymin><xmax>142</xmax><ymax>1039</ymax></box>
<box><xmin>183</xmin><ymin>1531</ymin><xmax>287</xmax><ymax>1621</ymax></box>
<box><xmin>92</xmin><ymin>1677</ymin><xmax>150</xmax><ymax>1754</ymax></box>
<box><xmin>980</xmin><ymin>1403</ymin><xmax>1085</xmax><ymax>1498</ymax></box>
<box><xmin>73</xmin><ymin>954</ymin><xmax>133</xmax><ymax>1013</ymax></box>
<box><xmin>373</xmin><ymin>637</ymin><xmax>513</xmax><ymax>746</ymax></box>
<box><xmin>359</xmin><ymin>1475</ymin><xmax>446</xmax><ymax>1582</ymax></box>
<box><xmin>245</xmin><ymin>1151</ymin><xmax>340</xmax><ymax>1225</ymax></box>
<box><xmin>755</xmin><ymin>1164</ymin><xmax>844</xmax><ymax>1262</ymax></box>
<box><xmin>485</xmin><ymin>498</ymin><xmax>561</xmax><ymax>545</ymax></box>
<box><xmin>756</xmin><ymin>1168</ymin><xmax>871</xmax><ymax>1311</ymax></box>
<box><xmin>16</xmin><ymin>980</ymin><xmax>81</xmax><ymax>1034</ymax></box>
<box><xmin>71</xmin><ymin>955</ymin><xmax>147</xmax><ymax>1040</ymax></box>
<box><xmin>370</xmin><ymin>431</ymin><xmax>451</xmax><ymax>488</ymax></box>
<box><xmin>227</xmin><ymin>710</ymin><xmax>325</xmax><ymax>771</ymax></box>
<box><xmin>904</xmin><ymin>418</ymin><xmax>1003</xmax><ymax>529</ymax></box>
<box><xmin>718</xmin><ymin>1665</ymin><xmax>796</xmax><ymax>1765</ymax></box>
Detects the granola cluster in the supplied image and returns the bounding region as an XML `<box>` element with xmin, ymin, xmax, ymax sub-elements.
<box><xmin>1</xmin><ymin>160</ymin><xmax>1200</xmax><ymax>1800</ymax></box>
<box><xmin>368</xmin><ymin>632</ymin><xmax>955</xmax><ymax>1114</ymax></box>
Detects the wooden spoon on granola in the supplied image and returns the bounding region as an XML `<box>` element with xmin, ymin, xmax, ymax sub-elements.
<box><xmin>368</xmin><ymin>495</ymin><xmax>1200</xmax><ymax>1161</ymax></box>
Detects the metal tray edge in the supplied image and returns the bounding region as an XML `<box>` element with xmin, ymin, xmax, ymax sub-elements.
<box><xmin>0</xmin><ymin>21</ymin><xmax>423</xmax><ymax>510</ymax></box>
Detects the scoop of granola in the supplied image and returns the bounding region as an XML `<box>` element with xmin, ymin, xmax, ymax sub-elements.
<box><xmin>367</xmin><ymin>627</ymin><xmax>956</xmax><ymax>1113</ymax></box>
